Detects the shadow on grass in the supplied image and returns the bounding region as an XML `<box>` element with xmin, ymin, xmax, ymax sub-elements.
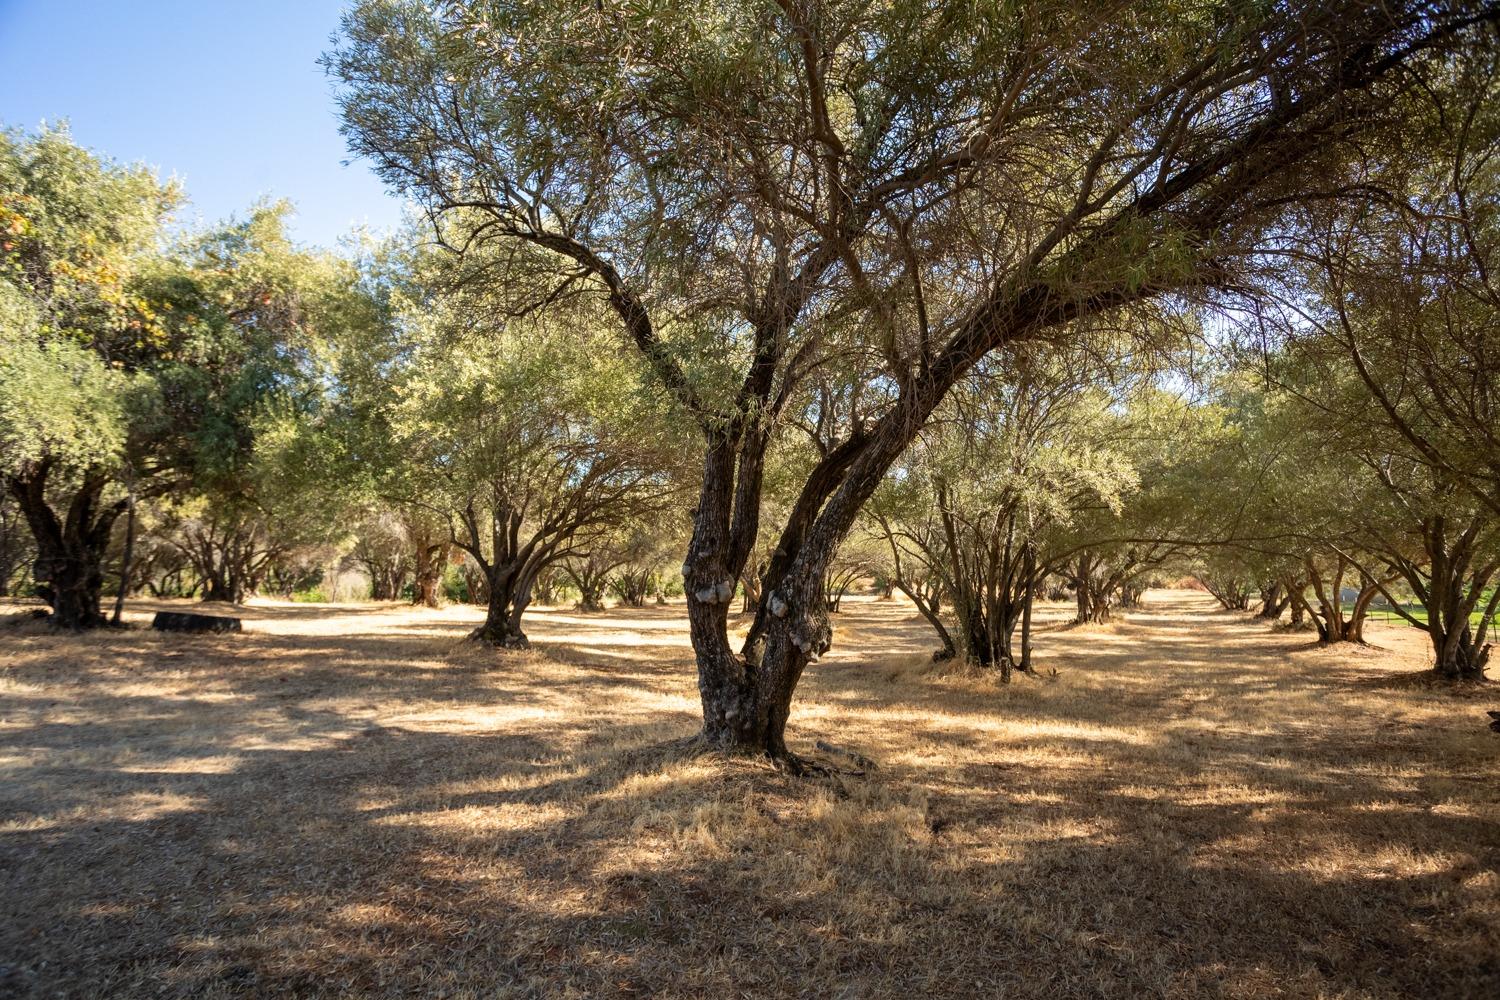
<box><xmin>1</xmin><ymin>591</ymin><xmax>1496</xmax><ymax>998</ymax></box>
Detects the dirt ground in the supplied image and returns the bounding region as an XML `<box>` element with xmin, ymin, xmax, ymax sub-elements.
<box><xmin>1</xmin><ymin>590</ymin><xmax>1497</xmax><ymax>999</ymax></box>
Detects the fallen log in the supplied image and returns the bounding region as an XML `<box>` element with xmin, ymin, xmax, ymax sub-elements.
<box><xmin>152</xmin><ymin>611</ymin><xmax>242</xmax><ymax>634</ymax></box>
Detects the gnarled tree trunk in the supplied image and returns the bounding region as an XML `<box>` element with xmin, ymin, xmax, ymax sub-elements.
<box><xmin>610</xmin><ymin>566</ymin><xmax>657</xmax><ymax>608</ymax></box>
<box><xmin>563</xmin><ymin>554</ymin><xmax>614</xmax><ymax>612</ymax></box>
<box><xmin>469</xmin><ymin>561</ymin><xmax>535</xmax><ymax>649</ymax></box>
<box><xmin>1297</xmin><ymin>554</ymin><xmax>1383</xmax><ymax>644</ymax></box>
<box><xmin>6</xmin><ymin>461</ymin><xmax>123</xmax><ymax>629</ymax></box>
<box><xmin>1257</xmin><ymin>579</ymin><xmax>1290</xmax><ymax>620</ymax></box>
<box><xmin>1378</xmin><ymin>515</ymin><xmax>1500</xmax><ymax>682</ymax></box>
<box><xmin>412</xmin><ymin>540</ymin><xmax>450</xmax><ymax>608</ymax></box>
<box><xmin>1071</xmin><ymin>554</ymin><xmax>1113</xmax><ymax>624</ymax></box>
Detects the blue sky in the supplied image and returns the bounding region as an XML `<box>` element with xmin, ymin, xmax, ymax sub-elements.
<box><xmin>0</xmin><ymin>0</ymin><xmax>406</xmax><ymax>248</ymax></box>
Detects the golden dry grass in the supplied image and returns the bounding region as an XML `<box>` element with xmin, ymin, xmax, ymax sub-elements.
<box><xmin>1</xmin><ymin>590</ymin><xmax>1497</xmax><ymax>999</ymax></box>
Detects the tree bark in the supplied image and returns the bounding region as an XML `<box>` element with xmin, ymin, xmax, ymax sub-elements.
<box><xmin>202</xmin><ymin>575</ymin><xmax>239</xmax><ymax>604</ymax></box>
<box><xmin>716</xmin><ymin>399</ymin><xmax>950</xmax><ymax>760</ymax></box>
<box><xmin>111</xmin><ymin>472</ymin><xmax>137</xmax><ymax>625</ymax></box>
<box><xmin>468</xmin><ymin>563</ymin><xmax>535</xmax><ymax>649</ymax></box>
<box><xmin>406</xmin><ymin>516</ymin><xmax>451</xmax><ymax>609</ymax></box>
<box><xmin>1377</xmin><ymin>515</ymin><xmax>1500</xmax><ymax>681</ymax></box>
<box><xmin>1257</xmin><ymin>580</ymin><xmax>1289</xmax><ymax>620</ymax></box>
<box><xmin>1301</xmin><ymin>555</ymin><xmax>1379</xmax><ymax>644</ymax></box>
<box><xmin>688</xmin><ymin>436</ymin><xmax>769</xmax><ymax>751</ymax></box>
<box><xmin>7</xmin><ymin>462</ymin><xmax>122</xmax><ymax>630</ymax></box>
<box><xmin>413</xmin><ymin>550</ymin><xmax>446</xmax><ymax>607</ymax></box>
<box><xmin>1020</xmin><ymin>549</ymin><xmax>1036</xmax><ymax>674</ymax></box>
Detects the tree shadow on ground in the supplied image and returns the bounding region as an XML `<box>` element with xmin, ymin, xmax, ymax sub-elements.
<box><xmin>1</xmin><ymin>590</ymin><xmax>1496</xmax><ymax>998</ymax></box>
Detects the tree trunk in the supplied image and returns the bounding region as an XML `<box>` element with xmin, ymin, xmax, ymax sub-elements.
<box><xmin>468</xmin><ymin>565</ymin><xmax>533</xmax><ymax>649</ymax></box>
<box><xmin>370</xmin><ymin>573</ymin><xmax>397</xmax><ymax>601</ymax></box>
<box><xmin>713</xmin><ymin>405</ymin><xmax>949</xmax><ymax>760</ymax></box>
<box><xmin>411</xmin><ymin>537</ymin><xmax>450</xmax><ymax>609</ymax></box>
<box><xmin>688</xmin><ymin>436</ymin><xmax>770</xmax><ymax>752</ymax></box>
<box><xmin>34</xmin><ymin>542</ymin><xmax>108</xmax><ymax>629</ymax></box>
<box><xmin>7</xmin><ymin>463</ymin><xmax>121</xmax><ymax>630</ymax></box>
<box><xmin>535</xmin><ymin>569</ymin><xmax>562</xmax><ymax>605</ymax></box>
<box><xmin>1020</xmin><ymin>548</ymin><xmax>1036</xmax><ymax>674</ymax></box>
<box><xmin>740</xmin><ymin>565</ymin><xmax>762</xmax><ymax>614</ymax></box>
<box><xmin>1432</xmin><ymin>626</ymin><xmax>1490</xmax><ymax>681</ymax></box>
<box><xmin>1398</xmin><ymin>515</ymin><xmax>1500</xmax><ymax>682</ymax></box>
<box><xmin>724</xmin><ymin>568</ymin><xmax>831</xmax><ymax>760</ymax></box>
<box><xmin>610</xmin><ymin>568</ymin><xmax>654</xmax><ymax>608</ymax></box>
<box><xmin>414</xmin><ymin>571</ymin><xmax>441</xmax><ymax>607</ymax></box>
<box><xmin>1068</xmin><ymin>554</ymin><xmax>1114</xmax><ymax>624</ymax></box>
<box><xmin>1074</xmin><ymin>581</ymin><xmax>1111</xmax><ymax>623</ymax></box>
<box><xmin>1257</xmin><ymin>580</ymin><xmax>1289</xmax><ymax>620</ymax></box>
<box><xmin>897</xmin><ymin>578</ymin><xmax>955</xmax><ymax>661</ymax></box>
<box><xmin>202</xmin><ymin>575</ymin><xmax>238</xmax><ymax>604</ymax></box>
<box><xmin>459</xmin><ymin>560</ymin><xmax>489</xmax><ymax>604</ymax></box>
<box><xmin>1302</xmin><ymin>556</ymin><xmax>1376</xmax><ymax>644</ymax></box>
<box><xmin>111</xmin><ymin>474</ymin><xmax>137</xmax><ymax>625</ymax></box>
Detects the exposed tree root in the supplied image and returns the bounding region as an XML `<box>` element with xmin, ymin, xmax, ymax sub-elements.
<box><xmin>657</xmin><ymin>732</ymin><xmax>874</xmax><ymax>778</ymax></box>
<box><xmin>465</xmin><ymin>626</ymin><xmax>531</xmax><ymax>649</ymax></box>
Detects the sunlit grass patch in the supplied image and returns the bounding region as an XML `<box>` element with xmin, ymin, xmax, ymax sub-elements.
<box><xmin>1</xmin><ymin>591</ymin><xmax>1496</xmax><ymax>998</ymax></box>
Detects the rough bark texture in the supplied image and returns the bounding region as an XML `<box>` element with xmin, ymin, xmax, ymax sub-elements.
<box><xmin>1296</xmin><ymin>555</ymin><xmax>1381</xmax><ymax>645</ymax></box>
<box><xmin>1379</xmin><ymin>515</ymin><xmax>1499</xmax><ymax>681</ymax></box>
<box><xmin>689</xmin><ymin>438</ymin><xmax>769</xmax><ymax>752</ymax></box>
<box><xmin>6</xmin><ymin>462</ymin><xmax>123</xmax><ymax>630</ymax></box>
<box><xmin>468</xmin><ymin>561</ymin><xmax>539</xmax><ymax>648</ymax></box>
<box><xmin>1257</xmin><ymin>580</ymin><xmax>1291</xmax><ymax>620</ymax></box>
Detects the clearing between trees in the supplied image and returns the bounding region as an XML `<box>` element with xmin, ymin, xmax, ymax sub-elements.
<box><xmin>1</xmin><ymin>589</ymin><xmax>1496</xmax><ymax>999</ymax></box>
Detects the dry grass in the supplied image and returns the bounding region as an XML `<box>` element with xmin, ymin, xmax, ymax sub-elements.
<box><xmin>1</xmin><ymin>590</ymin><xmax>1497</xmax><ymax>999</ymax></box>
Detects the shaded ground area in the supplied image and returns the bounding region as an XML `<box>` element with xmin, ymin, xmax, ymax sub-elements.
<box><xmin>1</xmin><ymin>591</ymin><xmax>1496</xmax><ymax>999</ymax></box>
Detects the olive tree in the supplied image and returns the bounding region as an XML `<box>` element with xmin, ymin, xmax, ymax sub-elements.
<box><xmin>332</xmin><ymin>0</ymin><xmax>1492</xmax><ymax>762</ymax></box>
<box><xmin>1230</xmin><ymin>45</ymin><xmax>1500</xmax><ymax>675</ymax></box>
<box><xmin>1</xmin><ymin>133</ymin><xmax>347</xmax><ymax>626</ymax></box>
<box><xmin>353</xmin><ymin>264</ymin><xmax>685</xmax><ymax>647</ymax></box>
<box><xmin>868</xmin><ymin>347</ymin><xmax>1142</xmax><ymax>675</ymax></box>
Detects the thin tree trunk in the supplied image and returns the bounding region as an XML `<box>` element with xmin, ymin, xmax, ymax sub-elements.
<box><xmin>111</xmin><ymin>471</ymin><xmax>137</xmax><ymax>625</ymax></box>
<box><xmin>1020</xmin><ymin>549</ymin><xmax>1035</xmax><ymax>674</ymax></box>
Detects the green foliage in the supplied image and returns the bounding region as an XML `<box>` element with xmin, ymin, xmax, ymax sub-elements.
<box><xmin>0</xmin><ymin>336</ymin><xmax>134</xmax><ymax>474</ymax></box>
<box><xmin>0</xmin><ymin>125</ymin><xmax>177</xmax><ymax>479</ymax></box>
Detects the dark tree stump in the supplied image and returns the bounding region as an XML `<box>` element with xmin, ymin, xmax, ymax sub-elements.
<box><xmin>152</xmin><ymin>611</ymin><xmax>242</xmax><ymax>634</ymax></box>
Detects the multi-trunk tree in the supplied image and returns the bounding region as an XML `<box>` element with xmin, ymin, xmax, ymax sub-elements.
<box><xmin>868</xmin><ymin>346</ymin><xmax>1145</xmax><ymax>675</ymax></box>
<box><xmin>345</xmin><ymin>249</ymin><xmax>686</xmax><ymax>647</ymax></box>
<box><xmin>1243</xmin><ymin>47</ymin><xmax>1500</xmax><ymax>677</ymax></box>
<box><xmin>1</xmin><ymin>125</ymin><xmax>372</xmax><ymax>626</ymax></box>
<box><xmin>332</xmin><ymin>0</ymin><xmax>1494</xmax><ymax>762</ymax></box>
<box><xmin>1</xmin><ymin>127</ymin><xmax>178</xmax><ymax>626</ymax></box>
<box><xmin>350</xmin><ymin>513</ymin><xmax>412</xmax><ymax>601</ymax></box>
